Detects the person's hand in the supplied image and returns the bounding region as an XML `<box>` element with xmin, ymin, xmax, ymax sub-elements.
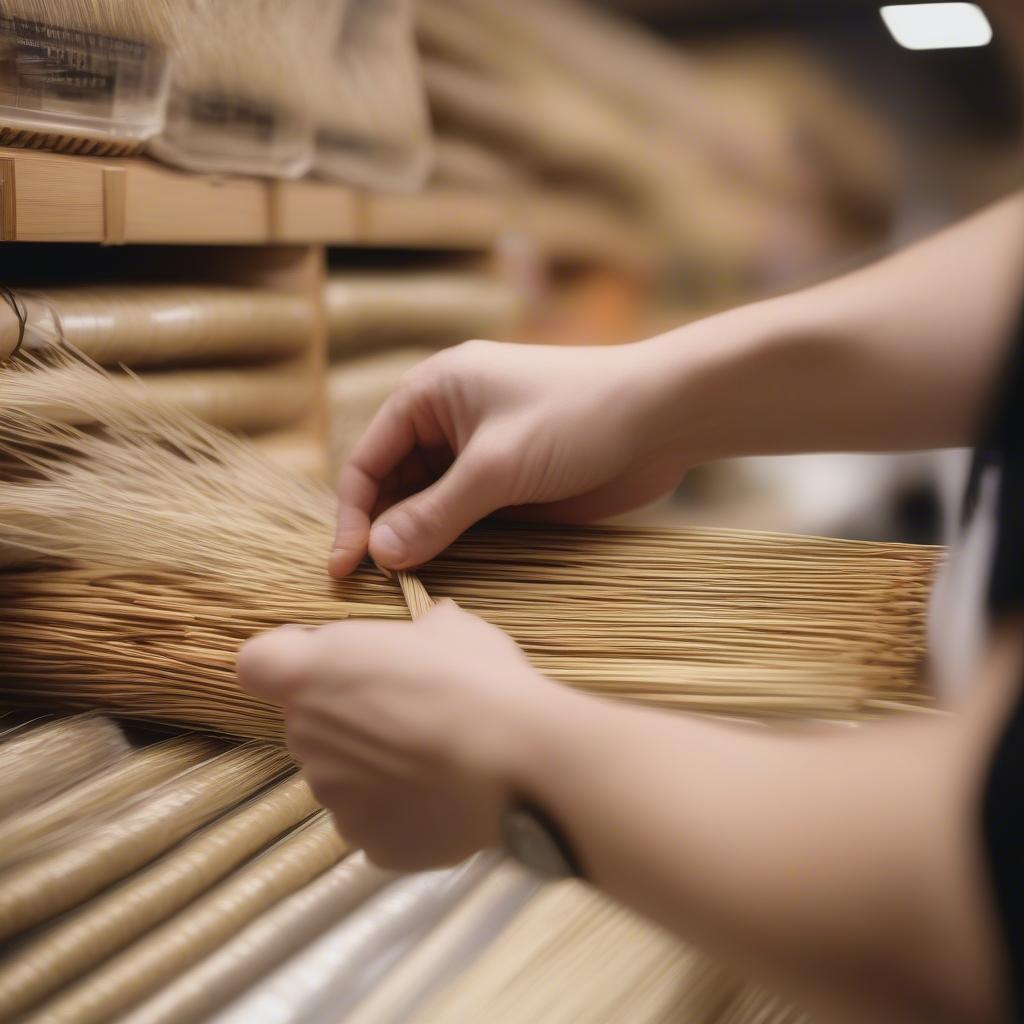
<box><xmin>237</xmin><ymin>601</ymin><xmax>569</xmax><ymax>871</ymax></box>
<box><xmin>329</xmin><ymin>338</ymin><xmax>685</xmax><ymax>576</ymax></box>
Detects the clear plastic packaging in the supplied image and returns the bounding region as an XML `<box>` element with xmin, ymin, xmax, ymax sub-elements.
<box><xmin>0</xmin><ymin>13</ymin><xmax>168</xmax><ymax>156</ymax></box>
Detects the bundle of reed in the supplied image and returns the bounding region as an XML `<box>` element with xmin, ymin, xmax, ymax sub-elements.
<box><xmin>408</xmin><ymin>881</ymin><xmax>793</xmax><ymax>1024</ymax></box>
<box><xmin>310</xmin><ymin>0</ymin><xmax>434</xmax><ymax>192</ymax></box>
<box><xmin>20</xmin><ymin>286</ymin><xmax>312</xmax><ymax>368</ymax></box>
<box><xmin>0</xmin><ymin>768</ymin><xmax>316</xmax><ymax>1020</ymax></box>
<box><xmin>0</xmin><ymin>347</ymin><xmax>938</xmax><ymax>742</ymax></box>
<box><xmin>121</xmin><ymin>852</ymin><xmax>396</xmax><ymax>1024</ymax></box>
<box><xmin>209</xmin><ymin>854</ymin><xmax>496</xmax><ymax>1024</ymax></box>
<box><xmin>29</xmin><ymin>814</ymin><xmax>347</xmax><ymax>1024</ymax></box>
<box><xmin>0</xmin><ymin>734</ymin><xmax>219</xmax><ymax>868</ymax></box>
<box><xmin>324</xmin><ymin>271</ymin><xmax>521</xmax><ymax>356</ymax></box>
<box><xmin>0</xmin><ymin>715</ymin><xmax>128</xmax><ymax>819</ymax></box>
<box><xmin>430</xmin><ymin>136</ymin><xmax>526</xmax><ymax>193</ymax></box>
<box><xmin>0</xmin><ymin>743</ymin><xmax>289</xmax><ymax>942</ymax></box>
<box><xmin>329</xmin><ymin>348</ymin><xmax>433</xmax><ymax>476</ymax></box>
<box><xmin>5</xmin><ymin>358</ymin><xmax>318</xmax><ymax>433</ymax></box>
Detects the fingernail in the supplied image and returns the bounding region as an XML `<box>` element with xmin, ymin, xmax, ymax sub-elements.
<box><xmin>370</xmin><ymin>523</ymin><xmax>406</xmax><ymax>567</ymax></box>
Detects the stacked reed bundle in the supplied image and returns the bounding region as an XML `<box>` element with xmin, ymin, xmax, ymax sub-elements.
<box><xmin>0</xmin><ymin>346</ymin><xmax>938</xmax><ymax>742</ymax></box>
<box><xmin>408</xmin><ymin>881</ymin><xmax>805</xmax><ymax>1024</ymax></box>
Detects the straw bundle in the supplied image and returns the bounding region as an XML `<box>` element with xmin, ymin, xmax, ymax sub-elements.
<box><xmin>0</xmin><ymin>734</ymin><xmax>219</xmax><ymax>868</ymax></box>
<box><xmin>324</xmin><ymin>272</ymin><xmax>521</xmax><ymax>356</ymax></box>
<box><xmin>28</xmin><ymin>813</ymin><xmax>347</xmax><ymax>1024</ymax></box>
<box><xmin>21</xmin><ymin>287</ymin><xmax>312</xmax><ymax>368</ymax></box>
<box><xmin>0</xmin><ymin>769</ymin><xmax>315</xmax><ymax>1019</ymax></box>
<box><xmin>0</xmin><ymin>715</ymin><xmax>128</xmax><ymax>819</ymax></box>
<box><xmin>0</xmin><ymin>347</ymin><xmax>938</xmax><ymax>742</ymax></box>
<box><xmin>0</xmin><ymin>743</ymin><xmax>289</xmax><ymax>942</ymax></box>
<box><xmin>409</xmin><ymin>881</ymin><xmax>795</xmax><ymax>1024</ymax></box>
<box><xmin>208</xmin><ymin>854</ymin><xmax>496</xmax><ymax>1024</ymax></box>
<box><xmin>120</xmin><ymin>852</ymin><xmax>396</xmax><ymax>1024</ymax></box>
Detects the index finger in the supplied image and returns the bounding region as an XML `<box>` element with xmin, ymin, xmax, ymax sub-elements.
<box><xmin>329</xmin><ymin>392</ymin><xmax>418</xmax><ymax>578</ymax></box>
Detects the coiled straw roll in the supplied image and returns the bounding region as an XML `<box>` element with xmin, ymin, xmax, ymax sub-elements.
<box><xmin>29</xmin><ymin>814</ymin><xmax>348</xmax><ymax>1024</ymax></box>
<box><xmin>0</xmin><ymin>735</ymin><xmax>219</xmax><ymax>868</ymax></box>
<box><xmin>23</xmin><ymin>287</ymin><xmax>312</xmax><ymax>368</ymax></box>
<box><xmin>325</xmin><ymin>272</ymin><xmax>521</xmax><ymax>356</ymax></box>
<box><xmin>121</xmin><ymin>853</ymin><xmax>395</xmax><ymax>1024</ymax></box>
<box><xmin>0</xmin><ymin>743</ymin><xmax>289</xmax><ymax>943</ymax></box>
<box><xmin>0</xmin><ymin>716</ymin><xmax>128</xmax><ymax>820</ymax></box>
<box><xmin>0</xmin><ymin>771</ymin><xmax>316</xmax><ymax>1020</ymax></box>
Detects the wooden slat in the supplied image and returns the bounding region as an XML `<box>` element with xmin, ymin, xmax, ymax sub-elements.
<box><xmin>4</xmin><ymin>151</ymin><xmax>104</xmax><ymax>242</ymax></box>
<box><xmin>269</xmin><ymin>181</ymin><xmax>361</xmax><ymax>244</ymax></box>
<box><xmin>361</xmin><ymin>188</ymin><xmax>506</xmax><ymax>249</ymax></box>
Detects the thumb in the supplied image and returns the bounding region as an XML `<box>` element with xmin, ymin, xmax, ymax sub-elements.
<box><xmin>369</xmin><ymin>452</ymin><xmax>501</xmax><ymax>569</ymax></box>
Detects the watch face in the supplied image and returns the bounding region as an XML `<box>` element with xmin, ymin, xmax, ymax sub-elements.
<box><xmin>501</xmin><ymin>806</ymin><xmax>577</xmax><ymax>879</ymax></box>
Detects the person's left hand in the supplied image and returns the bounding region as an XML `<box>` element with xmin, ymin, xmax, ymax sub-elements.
<box><xmin>237</xmin><ymin>600</ymin><xmax>564</xmax><ymax>871</ymax></box>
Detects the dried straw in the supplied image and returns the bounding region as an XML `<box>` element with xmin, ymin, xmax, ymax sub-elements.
<box><xmin>0</xmin><ymin>769</ymin><xmax>315</xmax><ymax>1019</ymax></box>
<box><xmin>120</xmin><ymin>852</ymin><xmax>395</xmax><ymax>1024</ymax></box>
<box><xmin>0</xmin><ymin>743</ymin><xmax>289</xmax><ymax>943</ymax></box>
<box><xmin>0</xmin><ymin>715</ymin><xmax>128</xmax><ymax>819</ymax></box>
<box><xmin>27</xmin><ymin>813</ymin><xmax>347</xmax><ymax>1024</ymax></box>
<box><xmin>0</xmin><ymin>734</ymin><xmax>220</xmax><ymax>868</ymax></box>
<box><xmin>0</xmin><ymin>346</ymin><xmax>939</xmax><ymax>741</ymax></box>
<box><xmin>22</xmin><ymin>287</ymin><xmax>312</xmax><ymax>368</ymax></box>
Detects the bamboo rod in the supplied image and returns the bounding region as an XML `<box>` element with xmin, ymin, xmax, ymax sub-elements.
<box><xmin>119</xmin><ymin>852</ymin><xmax>396</xmax><ymax>1024</ymax></box>
<box><xmin>0</xmin><ymin>715</ymin><xmax>128</xmax><ymax>820</ymax></box>
<box><xmin>22</xmin><ymin>287</ymin><xmax>312</xmax><ymax>368</ymax></box>
<box><xmin>0</xmin><ymin>734</ymin><xmax>220</xmax><ymax>868</ymax></box>
<box><xmin>0</xmin><ymin>743</ymin><xmax>289</xmax><ymax>943</ymax></box>
<box><xmin>0</xmin><ymin>770</ymin><xmax>316</xmax><ymax>1020</ymax></box>
<box><xmin>27</xmin><ymin>814</ymin><xmax>348</xmax><ymax>1024</ymax></box>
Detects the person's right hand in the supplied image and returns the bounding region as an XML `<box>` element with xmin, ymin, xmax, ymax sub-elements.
<box><xmin>329</xmin><ymin>338</ymin><xmax>685</xmax><ymax>576</ymax></box>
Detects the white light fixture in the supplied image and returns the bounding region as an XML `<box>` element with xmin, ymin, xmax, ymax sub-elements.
<box><xmin>880</xmin><ymin>3</ymin><xmax>993</xmax><ymax>50</ymax></box>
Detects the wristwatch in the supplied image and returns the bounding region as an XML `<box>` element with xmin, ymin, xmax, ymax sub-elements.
<box><xmin>500</xmin><ymin>800</ymin><xmax>583</xmax><ymax>879</ymax></box>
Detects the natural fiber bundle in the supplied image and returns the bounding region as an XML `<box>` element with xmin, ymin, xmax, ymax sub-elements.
<box><xmin>0</xmin><ymin>743</ymin><xmax>288</xmax><ymax>943</ymax></box>
<box><xmin>431</xmin><ymin>135</ymin><xmax>525</xmax><ymax>192</ymax></box>
<box><xmin>311</xmin><ymin>0</ymin><xmax>434</xmax><ymax>192</ymax></box>
<box><xmin>0</xmin><ymin>347</ymin><xmax>938</xmax><ymax>741</ymax></box>
<box><xmin>208</xmin><ymin>854</ymin><xmax>496</xmax><ymax>1024</ymax></box>
<box><xmin>0</xmin><ymin>769</ymin><xmax>315</xmax><ymax>1020</ymax></box>
<box><xmin>21</xmin><ymin>287</ymin><xmax>312</xmax><ymax>368</ymax></box>
<box><xmin>346</xmin><ymin>862</ymin><xmax>540</xmax><ymax>1024</ymax></box>
<box><xmin>329</xmin><ymin>349</ymin><xmax>433</xmax><ymax>475</ymax></box>
<box><xmin>0</xmin><ymin>734</ymin><xmax>219</xmax><ymax>868</ymax></box>
<box><xmin>0</xmin><ymin>715</ymin><xmax>128</xmax><ymax>820</ymax></box>
<box><xmin>28</xmin><ymin>813</ymin><xmax>348</xmax><ymax>1024</ymax></box>
<box><xmin>409</xmin><ymin>881</ymin><xmax>729</xmax><ymax>1024</ymax></box>
<box><xmin>4</xmin><ymin>358</ymin><xmax>318</xmax><ymax>433</ymax></box>
<box><xmin>324</xmin><ymin>272</ymin><xmax>521</xmax><ymax>356</ymax></box>
<box><xmin>120</xmin><ymin>852</ymin><xmax>395</xmax><ymax>1024</ymax></box>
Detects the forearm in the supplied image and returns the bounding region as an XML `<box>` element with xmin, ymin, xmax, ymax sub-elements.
<box><xmin>511</xmin><ymin>685</ymin><xmax>1004</xmax><ymax>1023</ymax></box>
<box><xmin>639</xmin><ymin>192</ymin><xmax>1024</xmax><ymax>462</ymax></box>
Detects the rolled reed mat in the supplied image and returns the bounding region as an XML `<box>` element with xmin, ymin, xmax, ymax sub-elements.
<box><xmin>0</xmin><ymin>735</ymin><xmax>220</xmax><ymax>869</ymax></box>
<box><xmin>0</xmin><ymin>744</ymin><xmax>288</xmax><ymax>943</ymax></box>
<box><xmin>27</xmin><ymin>813</ymin><xmax>348</xmax><ymax>1024</ymax></box>
<box><xmin>3</xmin><ymin>359</ymin><xmax>318</xmax><ymax>433</ymax></box>
<box><xmin>0</xmin><ymin>770</ymin><xmax>316</xmax><ymax>1020</ymax></box>
<box><xmin>120</xmin><ymin>852</ymin><xmax>396</xmax><ymax>1024</ymax></box>
<box><xmin>250</xmin><ymin>429</ymin><xmax>328</xmax><ymax>481</ymax></box>
<box><xmin>0</xmin><ymin>347</ymin><xmax>940</xmax><ymax>742</ymax></box>
<box><xmin>324</xmin><ymin>272</ymin><xmax>521</xmax><ymax>355</ymax></box>
<box><xmin>311</xmin><ymin>0</ymin><xmax>434</xmax><ymax>192</ymax></box>
<box><xmin>410</xmin><ymin>881</ymin><xmax>738</xmax><ymax>1024</ymax></box>
<box><xmin>431</xmin><ymin>135</ymin><xmax>525</xmax><ymax>192</ymax></box>
<box><xmin>209</xmin><ymin>853</ymin><xmax>497</xmax><ymax>1024</ymax></box>
<box><xmin>0</xmin><ymin>715</ymin><xmax>128</xmax><ymax>820</ymax></box>
<box><xmin>346</xmin><ymin>862</ymin><xmax>539</xmax><ymax>1024</ymax></box>
<box><xmin>328</xmin><ymin>348</ymin><xmax>432</xmax><ymax>473</ymax></box>
<box><xmin>20</xmin><ymin>287</ymin><xmax>312</xmax><ymax>368</ymax></box>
